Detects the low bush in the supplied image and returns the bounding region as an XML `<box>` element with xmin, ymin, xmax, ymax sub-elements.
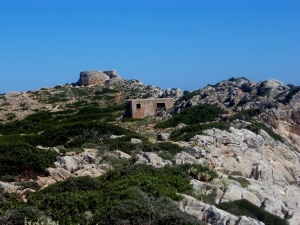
<box><xmin>228</xmin><ymin>175</ymin><xmax>250</xmax><ymax>188</ymax></box>
<box><xmin>156</xmin><ymin>104</ymin><xmax>225</xmax><ymax>128</ymax></box>
<box><xmin>176</xmin><ymin>90</ymin><xmax>200</xmax><ymax>103</ymax></box>
<box><xmin>0</xmin><ymin>206</ymin><xmax>42</xmax><ymax>225</ymax></box>
<box><xmin>217</xmin><ymin>199</ymin><xmax>288</xmax><ymax>225</ymax></box>
<box><xmin>230</xmin><ymin>108</ymin><xmax>264</xmax><ymax>121</ymax></box>
<box><xmin>15</xmin><ymin>182</ymin><xmax>40</xmax><ymax>191</ymax></box>
<box><xmin>0</xmin><ymin>142</ymin><xmax>56</xmax><ymax>178</ymax></box>
<box><xmin>26</xmin><ymin>164</ymin><xmax>201</xmax><ymax>224</ymax></box>
<box><xmin>158</xmin><ymin>151</ymin><xmax>173</xmax><ymax>160</ymax></box>
<box><xmin>183</xmin><ymin>164</ymin><xmax>218</xmax><ymax>182</ymax></box>
<box><xmin>100</xmin><ymin>155</ymin><xmax>132</xmax><ymax>170</ymax></box>
<box><xmin>192</xmin><ymin>186</ymin><xmax>218</xmax><ymax>205</ymax></box>
<box><xmin>94</xmin><ymin>88</ymin><xmax>119</xmax><ymax>95</ymax></box>
<box><xmin>281</xmin><ymin>86</ymin><xmax>300</xmax><ymax>104</ymax></box>
<box><xmin>92</xmin><ymin>188</ymin><xmax>203</xmax><ymax>225</ymax></box>
<box><xmin>156</xmin><ymin>142</ymin><xmax>184</xmax><ymax>156</ymax></box>
<box><xmin>247</xmin><ymin>121</ymin><xmax>284</xmax><ymax>143</ymax></box>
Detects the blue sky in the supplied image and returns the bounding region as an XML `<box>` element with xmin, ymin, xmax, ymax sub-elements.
<box><xmin>0</xmin><ymin>0</ymin><xmax>299</xmax><ymax>93</ymax></box>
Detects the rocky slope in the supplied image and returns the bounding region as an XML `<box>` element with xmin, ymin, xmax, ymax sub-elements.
<box><xmin>0</xmin><ymin>74</ymin><xmax>299</xmax><ymax>225</ymax></box>
<box><xmin>173</xmin><ymin>78</ymin><xmax>300</xmax><ymax>150</ymax></box>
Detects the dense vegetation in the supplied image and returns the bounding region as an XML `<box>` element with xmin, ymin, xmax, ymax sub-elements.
<box><xmin>0</xmin><ymin>164</ymin><xmax>211</xmax><ymax>225</ymax></box>
<box><xmin>169</xmin><ymin>122</ymin><xmax>230</xmax><ymax>141</ymax></box>
<box><xmin>0</xmin><ymin>142</ymin><xmax>56</xmax><ymax>179</ymax></box>
<box><xmin>0</xmin><ymin>81</ymin><xmax>291</xmax><ymax>225</ymax></box>
<box><xmin>156</xmin><ymin>104</ymin><xmax>226</xmax><ymax>128</ymax></box>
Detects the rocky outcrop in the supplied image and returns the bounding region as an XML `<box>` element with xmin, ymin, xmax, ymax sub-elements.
<box><xmin>34</xmin><ymin>149</ymin><xmax>106</xmax><ymax>188</ymax></box>
<box><xmin>76</xmin><ymin>70</ymin><xmax>121</xmax><ymax>86</ymax></box>
<box><xmin>161</xmin><ymin>88</ymin><xmax>183</xmax><ymax>99</ymax></box>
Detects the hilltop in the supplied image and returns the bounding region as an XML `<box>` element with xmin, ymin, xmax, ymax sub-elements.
<box><xmin>0</xmin><ymin>71</ymin><xmax>299</xmax><ymax>225</ymax></box>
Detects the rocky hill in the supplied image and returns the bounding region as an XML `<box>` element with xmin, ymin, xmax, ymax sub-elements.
<box><xmin>174</xmin><ymin>77</ymin><xmax>300</xmax><ymax>150</ymax></box>
<box><xmin>0</xmin><ymin>72</ymin><xmax>299</xmax><ymax>225</ymax></box>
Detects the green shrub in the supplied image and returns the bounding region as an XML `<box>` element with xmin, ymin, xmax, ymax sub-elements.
<box><xmin>15</xmin><ymin>182</ymin><xmax>40</xmax><ymax>191</ymax></box>
<box><xmin>6</xmin><ymin>113</ymin><xmax>16</xmax><ymax>121</ymax></box>
<box><xmin>158</xmin><ymin>151</ymin><xmax>174</xmax><ymax>160</ymax></box>
<box><xmin>156</xmin><ymin>142</ymin><xmax>184</xmax><ymax>156</ymax></box>
<box><xmin>228</xmin><ymin>175</ymin><xmax>250</xmax><ymax>188</ymax></box>
<box><xmin>183</xmin><ymin>164</ymin><xmax>218</xmax><ymax>182</ymax></box>
<box><xmin>0</xmin><ymin>142</ymin><xmax>56</xmax><ymax>178</ymax></box>
<box><xmin>60</xmin><ymin>147</ymin><xmax>84</xmax><ymax>154</ymax></box>
<box><xmin>100</xmin><ymin>155</ymin><xmax>132</xmax><ymax>170</ymax></box>
<box><xmin>81</xmin><ymin>142</ymin><xmax>98</xmax><ymax>149</ymax></box>
<box><xmin>217</xmin><ymin>199</ymin><xmax>288</xmax><ymax>225</ymax></box>
<box><xmin>256</xmin><ymin>82</ymin><xmax>272</xmax><ymax>96</ymax></box>
<box><xmin>192</xmin><ymin>186</ymin><xmax>218</xmax><ymax>205</ymax></box>
<box><xmin>230</xmin><ymin>171</ymin><xmax>243</xmax><ymax>176</ymax></box>
<box><xmin>248</xmin><ymin>121</ymin><xmax>284</xmax><ymax>143</ymax></box>
<box><xmin>94</xmin><ymin>88</ymin><xmax>119</xmax><ymax>95</ymax></box>
<box><xmin>27</xmin><ymin>164</ymin><xmax>198</xmax><ymax>224</ymax></box>
<box><xmin>231</xmin><ymin>108</ymin><xmax>264</xmax><ymax>121</ymax></box>
<box><xmin>0</xmin><ymin>175</ymin><xmax>16</xmax><ymax>182</ymax></box>
<box><xmin>93</xmin><ymin>187</ymin><xmax>203</xmax><ymax>225</ymax></box>
<box><xmin>169</xmin><ymin>122</ymin><xmax>230</xmax><ymax>141</ymax></box>
<box><xmin>176</xmin><ymin>90</ymin><xmax>200</xmax><ymax>103</ymax></box>
<box><xmin>156</xmin><ymin>104</ymin><xmax>225</xmax><ymax>128</ymax></box>
<box><xmin>281</xmin><ymin>86</ymin><xmax>300</xmax><ymax>104</ymax></box>
<box><xmin>0</xmin><ymin>206</ymin><xmax>42</xmax><ymax>225</ymax></box>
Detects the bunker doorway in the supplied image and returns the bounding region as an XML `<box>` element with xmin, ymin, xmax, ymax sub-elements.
<box><xmin>157</xmin><ymin>103</ymin><xmax>166</xmax><ymax>109</ymax></box>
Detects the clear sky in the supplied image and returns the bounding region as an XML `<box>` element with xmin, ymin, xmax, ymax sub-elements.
<box><xmin>0</xmin><ymin>0</ymin><xmax>299</xmax><ymax>93</ymax></box>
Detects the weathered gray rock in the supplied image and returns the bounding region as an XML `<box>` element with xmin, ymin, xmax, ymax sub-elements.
<box><xmin>46</xmin><ymin>167</ymin><xmax>72</xmax><ymax>180</ymax></box>
<box><xmin>161</xmin><ymin>88</ymin><xmax>183</xmax><ymax>99</ymax></box>
<box><xmin>115</xmin><ymin>150</ymin><xmax>131</xmax><ymax>159</ymax></box>
<box><xmin>183</xmin><ymin>146</ymin><xmax>206</xmax><ymax>158</ymax></box>
<box><xmin>0</xmin><ymin>181</ymin><xmax>21</xmax><ymax>193</ymax></box>
<box><xmin>82</xmin><ymin>151</ymin><xmax>99</xmax><ymax>164</ymax></box>
<box><xmin>173</xmin><ymin>151</ymin><xmax>198</xmax><ymax>165</ymax></box>
<box><xmin>157</xmin><ymin>132</ymin><xmax>170</xmax><ymax>141</ymax></box>
<box><xmin>55</xmin><ymin>155</ymin><xmax>84</xmax><ymax>172</ymax></box>
<box><xmin>141</xmin><ymin>152</ymin><xmax>171</xmax><ymax>168</ymax></box>
<box><xmin>131</xmin><ymin>138</ymin><xmax>142</xmax><ymax>144</ymax></box>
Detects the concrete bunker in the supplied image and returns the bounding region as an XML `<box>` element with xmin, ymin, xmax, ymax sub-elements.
<box><xmin>124</xmin><ymin>98</ymin><xmax>174</xmax><ymax>118</ymax></box>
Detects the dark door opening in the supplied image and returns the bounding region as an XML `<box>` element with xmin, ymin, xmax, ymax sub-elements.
<box><xmin>157</xmin><ymin>103</ymin><xmax>166</xmax><ymax>108</ymax></box>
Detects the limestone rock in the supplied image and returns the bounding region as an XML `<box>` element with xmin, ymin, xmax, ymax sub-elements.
<box><xmin>173</xmin><ymin>151</ymin><xmax>198</xmax><ymax>165</ymax></box>
<box><xmin>161</xmin><ymin>88</ymin><xmax>183</xmax><ymax>99</ymax></box>
<box><xmin>141</xmin><ymin>152</ymin><xmax>172</xmax><ymax>168</ymax></box>
<box><xmin>131</xmin><ymin>138</ymin><xmax>142</xmax><ymax>144</ymax></box>
<box><xmin>115</xmin><ymin>150</ymin><xmax>131</xmax><ymax>159</ymax></box>
<box><xmin>55</xmin><ymin>155</ymin><xmax>84</xmax><ymax>172</ymax></box>
<box><xmin>0</xmin><ymin>181</ymin><xmax>21</xmax><ymax>193</ymax></box>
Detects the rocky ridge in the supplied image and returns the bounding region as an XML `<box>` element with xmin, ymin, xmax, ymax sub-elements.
<box><xmin>0</xmin><ymin>71</ymin><xmax>182</xmax><ymax>122</ymax></box>
<box><xmin>173</xmin><ymin>78</ymin><xmax>300</xmax><ymax>150</ymax></box>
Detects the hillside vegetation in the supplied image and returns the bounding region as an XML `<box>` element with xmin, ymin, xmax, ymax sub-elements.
<box><xmin>0</xmin><ymin>76</ymin><xmax>298</xmax><ymax>225</ymax></box>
